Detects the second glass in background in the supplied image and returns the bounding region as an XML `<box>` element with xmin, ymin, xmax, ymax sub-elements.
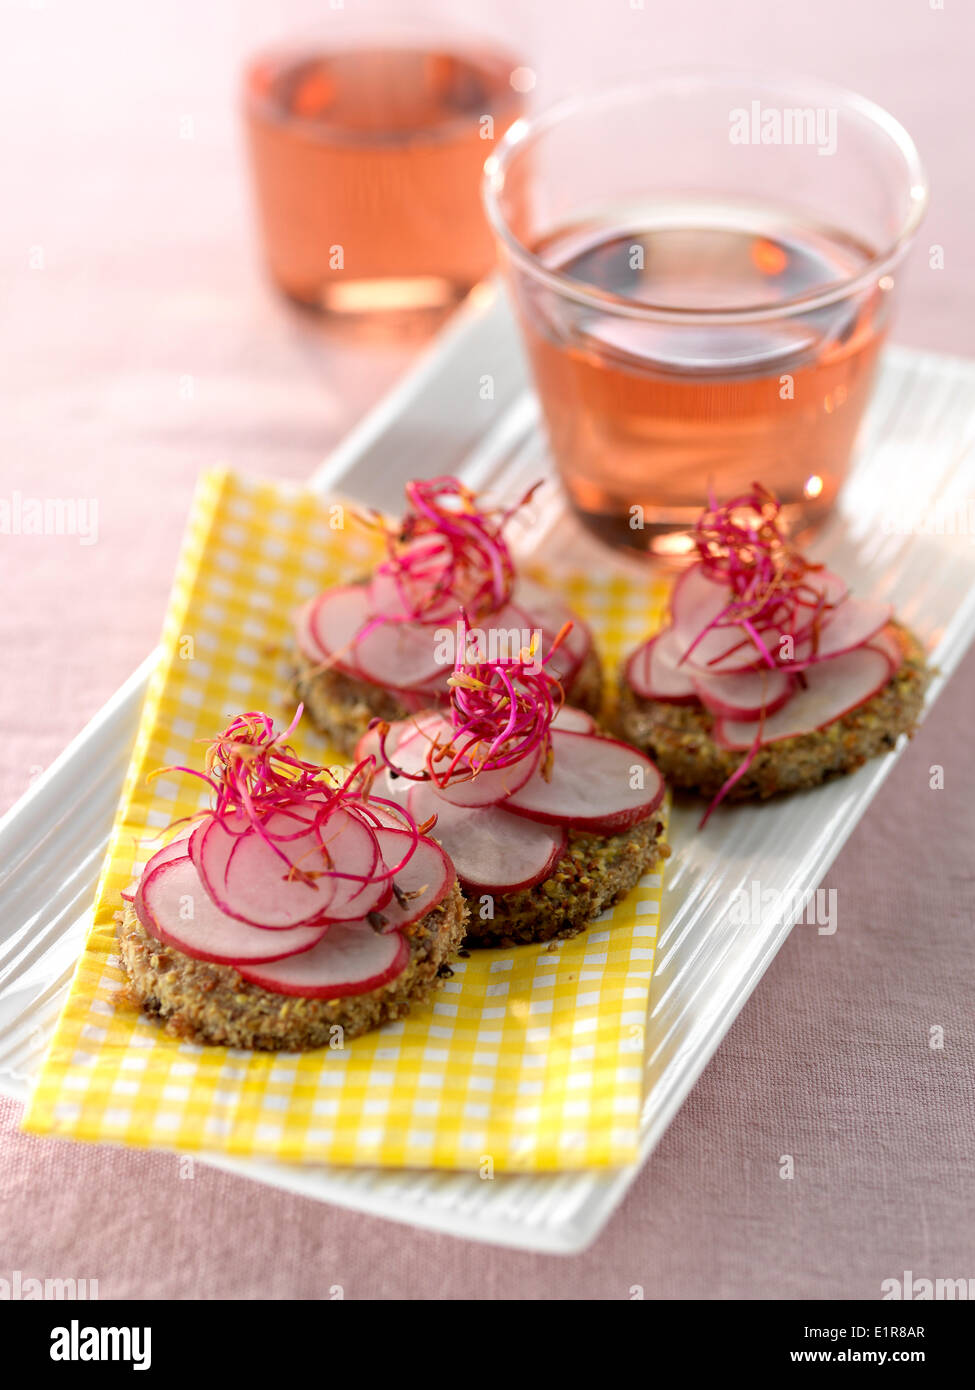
<box><xmin>244</xmin><ymin>23</ymin><xmax>529</xmax><ymax>317</ymax></box>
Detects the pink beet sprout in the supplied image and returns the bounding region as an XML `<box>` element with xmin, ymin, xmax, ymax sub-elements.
<box><xmin>684</xmin><ymin>483</ymin><xmax>834</xmax><ymax>673</ymax></box>
<box><xmin>362</xmin><ymin>475</ymin><xmax>540</xmax><ymax>627</ymax></box>
<box><xmin>150</xmin><ymin>708</ymin><xmax>423</xmax><ymax>898</ymax></box>
<box><xmin>685</xmin><ymin>484</ymin><xmax>835</xmax><ymax>828</ymax></box>
<box><xmin>376</xmin><ymin>620</ymin><xmax>569</xmax><ymax>790</ymax></box>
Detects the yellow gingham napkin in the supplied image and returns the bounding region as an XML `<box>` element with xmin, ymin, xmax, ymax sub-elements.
<box><xmin>23</xmin><ymin>470</ymin><xmax>670</xmax><ymax>1171</ymax></box>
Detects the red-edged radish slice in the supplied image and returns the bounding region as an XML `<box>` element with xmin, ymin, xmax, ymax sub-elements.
<box><xmin>352</xmin><ymin>617</ymin><xmax>446</xmax><ymax>691</ymax></box>
<box><xmin>506</xmin><ymin>730</ymin><xmax>665</xmax><ymax>834</ymax></box>
<box><xmin>684</xmin><ymin>627</ymin><xmax>789</xmax><ymax>675</ymax></box>
<box><xmin>187</xmin><ymin>816</ymin><xmax>209</xmax><ymax>872</ymax></box>
<box><xmin>797</xmin><ymin>567</ymin><xmax>848</xmax><ymax>608</ymax></box>
<box><xmin>305</xmin><ymin>807</ymin><xmax>391</xmax><ymax>922</ymax></box>
<box><xmin>505</xmin><ymin>595</ymin><xmax>588</xmax><ymax>681</ymax></box>
<box><xmin>128</xmin><ymin>832</ymin><xmax>195</xmax><ymax>906</ymax></box>
<box><xmin>670</xmin><ymin>564</ymin><xmax>730</xmax><ymax>635</ymax></box>
<box><xmin>626</xmin><ymin>628</ymin><xmax>698</xmax><ymax>703</ymax></box>
<box><xmin>383</xmin><ymin>715</ymin><xmax>537</xmax><ymax>808</ymax></box>
<box><xmin>435</xmin><ymin>744</ymin><xmax>540</xmax><ymax>808</ymax></box>
<box><xmin>354</xmin><ymin>800</ymin><xmax>414</xmax><ymax>832</ymax></box>
<box><xmin>131</xmin><ymin>833</ymin><xmax>193</xmax><ymax>892</ymax></box>
<box><xmin>671</xmin><ymin>564</ymin><xmax>797</xmax><ymax>674</ymax></box>
<box><xmin>398</xmin><ymin>683</ymin><xmax>444</xmax><ymax>711</ymax></box>
<box><xmin>511</xmin><ymin>583</ymin><xmax>593</xmax><ymax>679</ymax></box>
<box><xmin>790</xmin><ymin>597</ymin><xmax>893</xmax><ymax>666</ymax></box>
<box><xmin>691</xmin><ymin>665</ymin><xmax>794</xmax><ymax>720</ymax></box>
<box><xmin>376</xmin><ymin>766</ymin><xmax>412</xmax><ymax>808</ymax></box>
<box><xmin>356</xmin><ymin>715</ymin><xmax>437</xmax><ymax>790</ymax></box>
<box><xmin>408</xmin><ymin>782</ymin><xmax>566</xmax><ymax>894</ymax></box>
<box><xmin>515</xmin><ymin>580</ymin><xmax>589</xmax><ymax>647</ymax></box>
<box><xmin>353</xmin><ymin>724</ymin><xmax>383</xmax><ymax>766</ymax></box>
<box><xmin>138</xmin><ymin>854</ymin><xmax>329</xmax><ymax>965</ymax></box>
<box><xmin>382</xmin><ymin>714</ymin><xmax>453</xmax><ymax>774</ymax></box>
<box><xmin>866</xmin><ymin>626</ymin><xmax>904</xmax><ymax>674</ymax></box>
<box><xmin>551</xmin><ymin>704</ymin><xmax>597</xmax><ymax>734</ymax></box>
<box><xmin>375</xmin><ymin>715</ymin><xmax>448</xmax><ymax>803</ymax></box>
<box><xmin>238</xmin><ymin>918</ymin><xmax>409</xmax><ymax>998</ymax></box>
<box><xmin>368</xmin><ymin>827</ymin><xmax>454</xmax><ymax>930</ymax></box>
<box><xmin>308</xmin><ymin>585</ymin><xmax>373</xmax><ymax>668</ymax></box>
<box><xmin>368</xmin><ymin>537</ymin><xmax>458</xmax><ymax>621</ymax></box>
<box><xmin>367</xmin><ymin>717</ymin><xmax>436</xmax><ymax>795</ymax></box>
<box><xmin>670</xmin><ymin>563</ymin><xmax>864</xmax><ymax>676</ymax></box>
<box><xmin>294</xmin><ymin>596</ymin><xmax>330</xmax><ymax>664</ymax></box>
<box><xmin>713</xmin><ymin>646</ymin><xmax>894</xmax><ymax>750</ymax></box>
<box><xmin>195</xmin><ymin>806</ymin><xmax>349</xmax><ymax>929</ymax></box>
<box><xmin>460</xmin><ymin>601</ymin><xmax>540</xmax><ymax>665</ymax></box>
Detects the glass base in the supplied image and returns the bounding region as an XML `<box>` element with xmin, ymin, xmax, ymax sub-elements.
<box><xmin>279</xmin><ymin>275</ymin><xmax>469</xmax><ymax>318</ymax></box>
<box><xmin>569</xmin><ymin>497</ymin><xmax>831</xmax><ymax>564</ymax></box>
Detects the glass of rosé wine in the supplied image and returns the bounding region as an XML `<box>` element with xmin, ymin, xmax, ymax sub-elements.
<box><xmin>483</xmin><ymin>71</ymin><xmax>927</xmax><ymax>558</ymax></box>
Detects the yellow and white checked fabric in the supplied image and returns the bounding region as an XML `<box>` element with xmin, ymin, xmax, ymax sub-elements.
<box><xmin>24</xmin><ymin>470</ymin><xmax>670</xmax><ymax>1171</ymax></box>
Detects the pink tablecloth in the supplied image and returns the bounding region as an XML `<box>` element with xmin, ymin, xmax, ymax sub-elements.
<box><xmin>1</xmin><ymin>0</ymin><xmax>973</xmax><ymax>1298</ymax></box>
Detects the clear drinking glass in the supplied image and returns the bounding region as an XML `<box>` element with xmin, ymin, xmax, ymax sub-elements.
<box><xmin>483</xmin><ymin>71</ymin><xmax>928</xmax><ymax>557</ymax></box>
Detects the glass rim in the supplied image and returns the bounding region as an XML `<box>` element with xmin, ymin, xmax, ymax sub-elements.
<box><xmin>482</xmin><ymin>68</ymin><xmax>929</xmax><ymax>326</ymax></box>
<box><xmin>243</xmin><ymin>39</ymin><xmax>524</xmax><ymax>151</ymax></box>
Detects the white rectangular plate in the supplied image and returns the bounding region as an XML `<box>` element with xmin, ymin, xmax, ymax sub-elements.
<box><xmin>2</xmin><ymin>286</ymin><xmax>974</xmax><ymax>1253</ymax></box>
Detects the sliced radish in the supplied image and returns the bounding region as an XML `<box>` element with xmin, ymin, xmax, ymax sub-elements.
<box><xmin>383</xmin><ymin>711</ymin><xmax>531</xmax><ymax>811</ymax></box>
<box><xmin>506</xmin><ymin>729</ymin><xmax>664</xmax><ymax>834</ymax></box>
<box><xmin>194</xmin><ymin>805</ymin><xmax>362</xmax><ymax>929</ymax></box>
<box><xmin>304</xmin><ymin>807</ymin><xmax>390</xmax><ymax>922</ymax></box>
<box><xmin>381</xmin><ymin>714</ymin><xmax>453</xmax><ymax>776</ymax></box>
<box><xmin>375</xmin><ymin>716</ymin><xmax>444</xmax><ymax>804</ymax></box>
<box><xmin>238</xmin><ymin>918</ymin><xmax>409</xmax><ymax>998</ymax></box>
<box><xmin>294</xmin><ymin>596</ymin><xmax>330</xmax><ymax>664</ymax></box>
<box><xmin>138</xmin><ymin>854</ymin><xmax>329</xmax><ymax>965</ymax></box>
<box><xmin>867</xmin><ymin>626</ymin><xmax>904</xmax><ymax>673</ymax></box>
<box><xmin>798</xmin><ymin>567</ymin><xmax>848</xmax><ymax>608</ymax></box>
<box><xmin>626</xmin><ymin>628</ymin><xmax>698</xmax><ymax>703</ymax></box>
<box><xmin>663</xmin><ymin>553</ymin><xmax>892</xmax><ymax>673</ymax></box>
<box><xmin>691</xmin><ymin>665</ymin><xmax>794</xmax><ymax>720</ymax></box>
<box><xmin>377</xmin><ymin>767</ymin><xmax>412</xmax><ymax>809</ymax></box>
<box><xmin>355</xmin><ymin>800</ymin><xmax>414</xmax><ymax>832</ymax></box>
<box><xmin>397</xmin><ymin>683</ymin><xmax>443</xmax><ymax>711</ymax></box>
<box><xmin>356</xmin><ymin>716</ymin><xmax>442</xmax><ymax>776</ymax></box>
<box><xmin>462</xmin><ymin>601</ymin><xmax>541</xmax><ymax>666</ymax></box>
<box><xmin>369</xmin><ymin>827</ymin><xmax>454</xmax><ymax>930</ymax></box>
<box><xmin>511</xmin><ymin>582</ymin><xmax>593</xmax><ymax>680</ymax></box>
<box><xmin>187</xmin><ymin>816</ymin><xmax>209</xmax><ymax>873</ymax></box>
<box><xmin>435</xmin><ymin>744</ymin><xmax>540</xmax><ymax>808</ymax></box>
<box><xmin>307</xmin><ymin>584</ymin><xmax>373</xmax><ymax>670</ymax></box>
<box><xmin>408</xmin><ymin>781</ymin><xmax>566</xmax><ymax>894</ymax></box>
<box><xmin>790</xmin><ymin>597</ymin><xmax>893</xmax><ymax>666</ymax></box>
<box><xmin>133</xmin><ymin>833</ymin><xmax>192</xmax><ymax>888</ymax></box>
<box><xmin>515</xmin><ymin>580</ymin><xmax>590</xmax><ymax>649</ymax></box>
<box><xmin>687</xmin><ymin>626</ymin><xmax>792</xmax><ymax>675</ymax></box>
<box><xmin>382</xmin><ymin>714</ymin><xmax>538</xmax><ymax>808</ymax></box>
<box><xmin>354</xmin><ymin>724</ymin><xmax>383</xmax><ymax>766</ymax></box>
<box><xmin>671</xmin><ymin>564</ymin><xmax>802</xmax><ymax>675</ymax></box>
<box><xmin>368</xmin><ymin>537</ymin><xmax>458</xmax><ymax>622</ymax></box>
<box><xmin>456</xmin><ymin>590</ymin><xmax>590</xmax><ymax>688</ymax></box>
<box><xmin>128</xmin><ymin>833</ymin><xmax>195</xmax><ymax>907</ymax></box>
<box><xmin>670</xmin><ymin>565</ymin><xmax>731</xmax><ymax>640</ymax></box>
<box><xmin>302</xmin><ymin>571</ymin><xmax>594</xmax><ymax>697</ymax></box>
<box><xmin>551</xmin><ymin>704</ymin><xmax>597</xmax><ymax>734</ymax></box>
<box><xmin>714</xmin><ymin>645</ymin><xmax>894</xmax><ymax>750</ymax></box>
<box><xmin>352</xmin><ymin>616</ymin><xmax>446</xmax><ymax>691</ymax></box>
